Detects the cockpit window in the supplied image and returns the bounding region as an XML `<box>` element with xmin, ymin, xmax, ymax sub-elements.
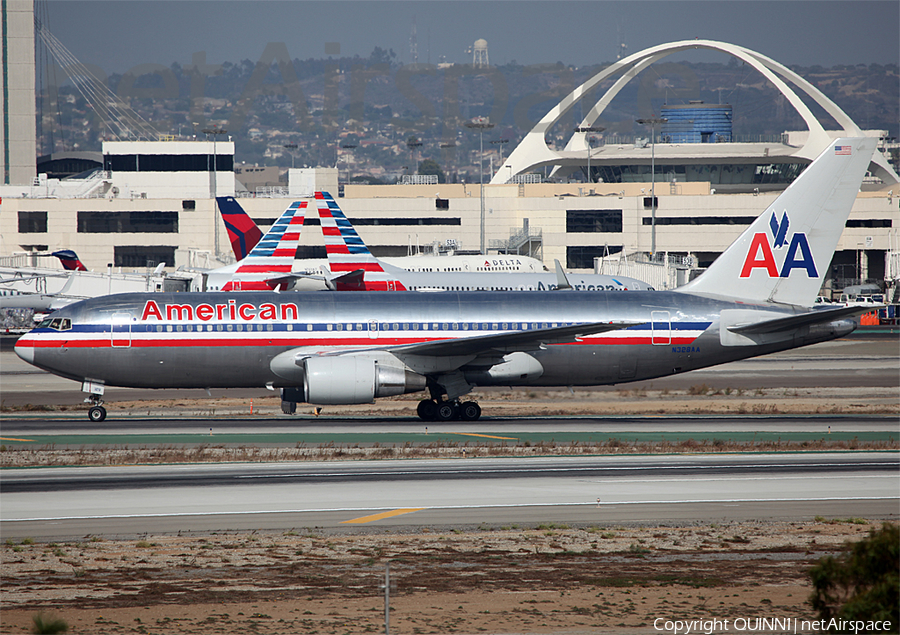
<box><xmin>42</xmin><ymin>317</ymin><xmax>72</xmax><ymax>331</ymax></box>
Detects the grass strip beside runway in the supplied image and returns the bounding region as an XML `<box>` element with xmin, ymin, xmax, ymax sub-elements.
<box><xmin>0</xmin><ymin>430</ymin><xmax>895</xmax><ymax>448</ymax></box>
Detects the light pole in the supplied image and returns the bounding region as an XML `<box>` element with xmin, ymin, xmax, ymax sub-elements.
<box><xmin>636</xmin><ymin>117</ymin><xmax>667</xmax><ymax>255</ymax></box>
<box><xmin>490</xmin><ymin>138</ymin><xmax>509</xmax><ymax>178</ymax></box>
<box><xmin>465</xmin><ymin>117</ymin><xmax>495</xmax><ymax>254</ymax></box>
<box><xmin>202</xmin><ymin>126</ymin><xmax>228</xmax><ymax>198</ymax></box>
<box><xmin>202</xmin><ymin>125</ymin><xmax>228</xmax><ymax>261</ymax></box>
<box><xmin>574</xmin><ymin>125</ymin><xmax>605</xmax><ymax>183</ymax></box>
<box><xmin>341</xmin><ymin>143</ymin><xmax>357</xmax><ymax>184</ymax></box>
<box><xmin>406</xmin><ymin>138</ymin><xmax>422</xmax><ymax>174</ymax></box>
<box><xmin>283</xmin><ymin>143</ymin><xmax>298</xmax><ymax>169</ymax></box>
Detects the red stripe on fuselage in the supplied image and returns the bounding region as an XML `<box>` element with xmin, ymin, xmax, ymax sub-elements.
<box><xmin>19</xmin><ymin>334</ymin><xmax>699</xmax><ymax>350</ymax></box>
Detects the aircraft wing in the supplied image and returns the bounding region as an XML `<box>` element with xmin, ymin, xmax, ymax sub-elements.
<box><xmin>389</xmin><ymin>320</ymin><xmax>642</xmax><ymax>357</ymax></box>
<box><xmin>726</xmin><ymin>306</ymin><xmax>877</xmax><ymax>335</ymax></box>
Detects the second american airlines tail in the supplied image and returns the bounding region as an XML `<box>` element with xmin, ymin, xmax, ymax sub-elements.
<box><xmin>15</xmin><ymin>138</ymin><xmax>876</xmax><ymax>422</ymax></box>
<box><xmin>315</xmin><ymin>192</ymin><xmax>407</xmax><ymax>291</ymax></box>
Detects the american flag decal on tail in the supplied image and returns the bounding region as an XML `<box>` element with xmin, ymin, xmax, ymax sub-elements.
<box><xmin>834</xmin><ymin>145</ymin><xmax>851</xmax><ymax>155</ymax></box>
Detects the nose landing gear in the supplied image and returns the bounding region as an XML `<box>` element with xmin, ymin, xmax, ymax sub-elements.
<box><xmin>85</xmin><ymin>394</ymin><xmax>107</xmax><ymax>422</ymax></box>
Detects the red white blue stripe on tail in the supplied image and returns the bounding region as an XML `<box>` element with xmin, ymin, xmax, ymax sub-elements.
<box><xmin>315</xmin><ymin>192</ymin><xmax>406</xmax><ymax>290</ymax></box>
<box><xmin>221</xmin><ymin>200</ymin><xmax>307</xmax><ymax>291</ymax></box>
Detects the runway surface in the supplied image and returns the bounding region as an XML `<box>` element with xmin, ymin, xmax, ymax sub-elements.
<box><xmin>2</xmin><ymin>453</ymin><xmax>897</xmax><ymax>541</ymax></box>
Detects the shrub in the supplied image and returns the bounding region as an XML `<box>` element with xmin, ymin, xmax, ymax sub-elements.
<box><xmin>808</xmin><ymin>523</ymin><xmax>899</xmax><ymax>630</ymax></box>
<box><xmin>32</xmin><ymin>612</ymin><xmax>68</xmax><ymax>634</ymax></box>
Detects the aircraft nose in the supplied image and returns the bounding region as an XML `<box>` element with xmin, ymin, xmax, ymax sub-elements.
<box><xmin>14</xmin><ymin>336</ymin><xmax>34</xmax><ymax>365</ymax></box>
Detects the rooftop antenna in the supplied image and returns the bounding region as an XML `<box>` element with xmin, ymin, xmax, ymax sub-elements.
<box><xmin>409</xmin><ymin>15</ymin><xmax>418</xmax><ymax>65</ymax></box>
<box><xmin>616</xmin><ymin>17</ymin><xmax>627</xmax><ymax>61</ymax></box>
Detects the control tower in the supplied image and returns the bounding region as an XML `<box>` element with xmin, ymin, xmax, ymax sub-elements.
<box><xmin>0</xmin><ymin>0</ymin><xmax>37</xmax><ymax>185</ymax></box>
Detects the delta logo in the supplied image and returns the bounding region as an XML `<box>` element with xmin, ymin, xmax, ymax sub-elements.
<box><xmin>740</xmin><ymin>212</ymin><xmax>817</xmax><ymax>278</ymax></box>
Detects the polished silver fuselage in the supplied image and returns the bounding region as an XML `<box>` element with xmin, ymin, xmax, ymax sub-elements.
<box><xmin>16</xmin><ymin>290</ymin><xmax>854</xmax><ymax>390</ymax></box>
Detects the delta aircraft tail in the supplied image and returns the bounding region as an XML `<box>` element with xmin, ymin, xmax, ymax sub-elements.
<box><xmin>315</xmin><ymin>191</ymin><xmax>406</xmax><ymax>291</ymax></box>
<box><xmin>220</xmin><ymin>200</ymin><xmax>308</xmax><ymax>291</ymax></box>
<box><xmin>51</xmin><ymin>250</ymin><xmax>87</xmax><ymax>271</ymax></box>
<box><xmin>677</xmin><ymin>137</ymin><xmax>876</xmax><ymax>307</ymax></box>
<box><xmin>216</xmin><ymin>196</ymin><xmax>264</xmax><ymax>261</ymax></box>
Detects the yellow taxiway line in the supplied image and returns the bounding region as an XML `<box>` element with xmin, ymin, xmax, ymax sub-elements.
<box><xmin>341</xmin><ymin>508</ymin><xmax>425</xmax><ymax>524</ymax></box>
<box><xmin>0</xmin><ymin>437</ymin><xmax>35</xmax><ymax>442</ymax></box>
<box><xmin>445</xmin><ymin>432</ymin><xmax>519</xmax><ymax>440</ymax></box>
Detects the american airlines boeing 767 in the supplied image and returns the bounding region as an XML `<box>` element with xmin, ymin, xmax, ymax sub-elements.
<box><xmin>15</xmin><ymin>138</ymin><xmax>876</xmax><ymax>422</ymax></box>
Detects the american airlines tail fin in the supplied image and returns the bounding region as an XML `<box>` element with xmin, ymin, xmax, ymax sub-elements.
<box><xmin>216</xmin><ymin>196</ymin><xmax>264</xmax><ymax>261</ymax></box>
<box><xmin>677</xmin><ymin>137</ymin><xmax>876</xmax><ymax>306</ymax></box>
<box><xmin>315</xmin><ymin>191</ymin><xmax>406</xmax><ymax>290</ymax></box>
<box><xmin>221</xmin><ymin>200</ymin><xmax>307</xmax><ymax>291</ymax></box>
<box><xmin>51</xmin><ymin>250</ymin><xmax>87</xmax><ymax>271</ymax></box>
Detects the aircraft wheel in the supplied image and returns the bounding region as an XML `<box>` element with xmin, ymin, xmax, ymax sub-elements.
<box><xmin>459</xmin><ymin>401</ymin><xmax>481</xmax><ymax>421</ymax></box>
<box><xmin>436</xmin><ymin>402</ymin><xmax>458</xmax><ymax>421</ymax></box>
<box><xmin>88</xmin><ymin>406</ymin><xmax>107</xmax><ymax>422</ymax></box>
<box><xmin>281</xmin><ymin>401</ymin><xmax>297</xmax><ymax>415</ymax></box>
<box><xmin>417</xmin><ymin>399</ymin><xmax>437</xmax><ymax>421</ymax></box>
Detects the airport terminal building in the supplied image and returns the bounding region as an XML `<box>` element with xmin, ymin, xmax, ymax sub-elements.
<box><xmin>1</xmin><ymin>26</ymin><xmax>897</xmax><ymax>297</ymax></box>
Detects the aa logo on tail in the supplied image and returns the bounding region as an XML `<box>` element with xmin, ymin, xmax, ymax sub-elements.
<box><xmin>740</xmin><ymin>211</ymin><xmax>818</xmax><ymax>278</ymax></box>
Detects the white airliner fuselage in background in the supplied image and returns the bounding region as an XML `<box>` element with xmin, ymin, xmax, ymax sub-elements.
<box><xmin>15</xmin><ymin>138</ymin><xmax>877</xmax><ymax>422</ymax></box>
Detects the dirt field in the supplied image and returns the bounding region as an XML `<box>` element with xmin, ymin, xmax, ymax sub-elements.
<box><xmin>2</xmin><ymin>520</ymin><xmax>891</xmax><ymax>635</ymax></box>
<box><xmin>4</xmin><ymin>384</ymin><xmax>899</xmax><ymax>420</ymax></box>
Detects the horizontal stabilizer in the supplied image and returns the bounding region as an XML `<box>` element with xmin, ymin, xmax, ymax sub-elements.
<box><xmin>263</xmin><ymin>272</ymin><xmax>327</xmax><ymax>290</ymax></box>
<box><xmin>326</xmin><ymin>269</ymin><xmax>366</xmax><ymax>291</ymax></box>
<box><xmin>727</xmin><ymin>305</ymin><xmax>875</xmax><ymax>336</ymax></box>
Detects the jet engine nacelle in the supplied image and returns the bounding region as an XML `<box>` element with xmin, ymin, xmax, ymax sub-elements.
<box><xmin>463</xmin><ymin>351</ymin><xmax>544</xmax><ymax>385</ymax></box>
<box><xmin>303</xmin><ymin>355</ymin><xmax>427</xmax><ymax>405</ymax></box>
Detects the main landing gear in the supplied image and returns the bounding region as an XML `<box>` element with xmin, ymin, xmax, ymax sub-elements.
<box><xmin>416</xmin><ymin>398</ymin><xmax>481</xmax><ymax>421</ymax></box>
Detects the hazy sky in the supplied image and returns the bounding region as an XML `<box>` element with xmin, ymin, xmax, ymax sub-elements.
<box><xmin>41</xmin><ymin>0</ymin><xmax>899</xmax><ymax>74</ymax></box>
